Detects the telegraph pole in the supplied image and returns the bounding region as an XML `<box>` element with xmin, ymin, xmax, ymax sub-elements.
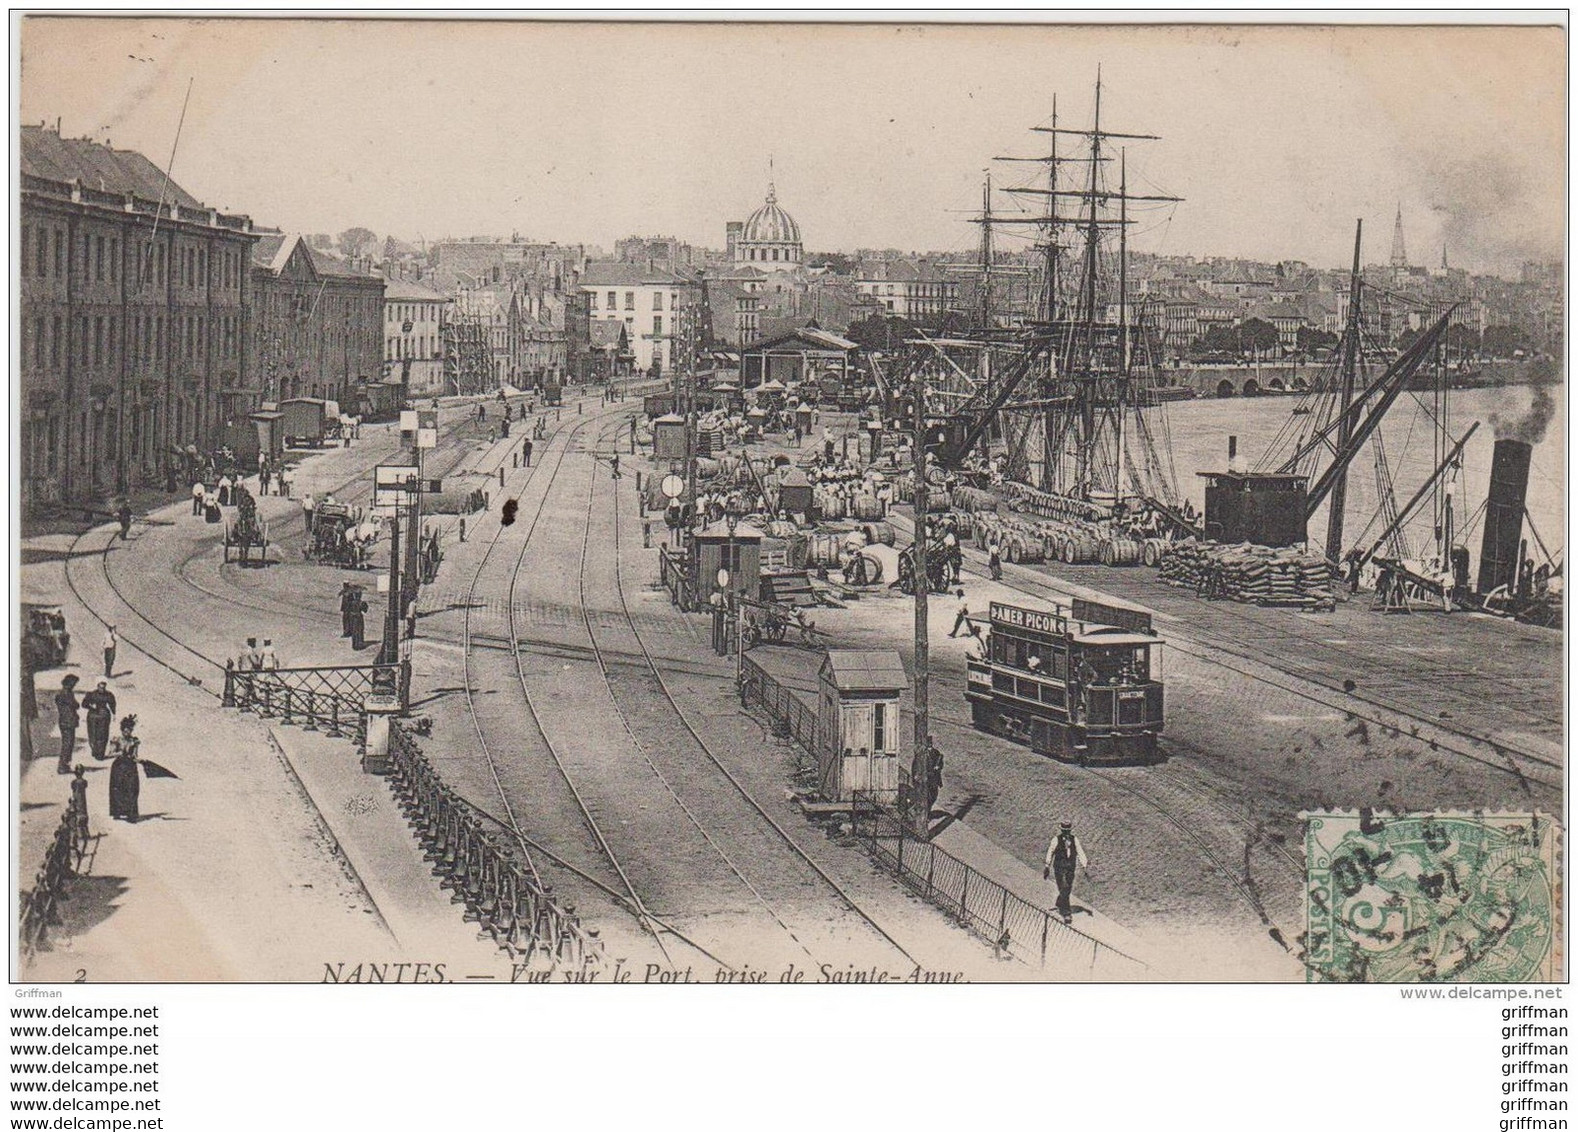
<box><xmin>1325</xmin><ymin>220</ymin><xmax>1364</xmax><ymax>564</ymax></box>
<box><xmin>909</xmin><ymin>355</ymin><xmax>931</xmax><ymax>839</ymax></box>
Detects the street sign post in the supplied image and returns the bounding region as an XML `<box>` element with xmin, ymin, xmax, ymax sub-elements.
<box><xmin>661</xmin><ymin>474</ymin><xmax>685</xmax><ymax>499</ymax></box>
<box><xmin>373</xmin><ymin>464</ymin><xmax>421</xmax><ymax>507</ymax></box>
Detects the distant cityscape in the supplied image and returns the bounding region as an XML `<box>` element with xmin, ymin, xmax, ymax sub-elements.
<box><xmin>19</xmin><ymin>122</ymin><xmax>1562</xmax><ymax>511</ymax></box>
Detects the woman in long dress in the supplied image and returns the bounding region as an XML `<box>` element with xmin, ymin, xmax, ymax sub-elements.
<box><xmin>108</xmin><ymin>715</ymin><xmax>141</xmax><ymax>822</ymax></box>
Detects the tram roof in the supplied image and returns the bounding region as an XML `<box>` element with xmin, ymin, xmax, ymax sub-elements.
<box><xmin>1070</xmin><ymin>629</ymin><xmax>1159</xmax><ymax>647</ymax></box>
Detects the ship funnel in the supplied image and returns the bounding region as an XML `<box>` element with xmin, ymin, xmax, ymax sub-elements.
<box><xmin>1476</xmin><ymin>439</ymin><xmax>1532</xmax><ymax>595</ymax></box>
<box><xmin>1228</xmin><ymin>436</ymin><xmax>1237</xmax><ymax>460</ymax></box>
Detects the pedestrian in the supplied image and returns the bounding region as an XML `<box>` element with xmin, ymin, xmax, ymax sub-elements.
<box><xmin>55</xmin><ymin>675</ymin><xmax>81</xmax><ymax>775</ymax></box>
<box><xmin>259</xmin><ymin>465</ymin><xmax>272</xmax><ymax>496</ymax></box>
<box><xmin>217</xmin><ymin>472</ymin><xmax>234</xmax><ymax>507</ymax></box>
<box><xmin>302</xmin><ymin>492</ymin><xmax>316</xmax><ymax>534</ymax></box>
<box><xmin>261</xmin><ymin>640</ymin><xmax>280</xmax><ymax>670</ymax></box>
<box><xmin>921</xmin><ymin>743</ymin><xmax>944</xmax><ymax>810</ymax></box>
<box><xmin>102</xmin><ymin>625</ymin><xmax>118</xmax><ymax>678</ymax></box>
<box><xmin>610</xmin><ymin>452</ymin><xmax>620</xmax><ymax>480</ymax></box>
<box><xmin>949</xmin><ymin>594</ymin><xmax>972</xmax><ymax>638</ymax></box>
<box><xmin>117</xmin><ymin>499</ymin><xmax>133</xmax><ymax>541</ymax></box>
<box><xmin>83</xmin><ymin>680</ymin><xmax>117</xmax><ymax>761</ymax></box>
<box><xmin>278</xmin><ymin>467</ymin><xmax>291</xmax><ymax>499</ymax></box>
<box><xmin>989</xmin><ymin>541</ymin><xmax>1003</xmax><ymax>581</ymax></box>
<box><xmin>339</xmin><ymin>582</ymin><xmax>355</xmax><ymax>638</ymax></box>
<box><xmin>1043</xmin><ymin>821</ymin><xmax>1089</xmax><ymax>923</ymax></box>
<box><xmin>191</xmin><ymin>478</ymin><xmax>206</xmax><ymax>516</ymax></box>
<box><xmin>349</xmin><ymin>592</ymin><xmax>368</xmax><ymax>651</ymax></box>
<box><xmin>108</xmin><ymin>716</ymin><xmax>142</xmax><ymax>823</ymax></box>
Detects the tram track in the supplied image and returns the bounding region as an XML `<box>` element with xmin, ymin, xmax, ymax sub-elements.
<box><xmin>590</xmin><ymin>456</ymin><xmax>923</xmax><ymax>969</ymax></box>
<box><xmin>447</xmin><ymin>406</ymin><xmax>729</xmax><ymax>970</ymax></box>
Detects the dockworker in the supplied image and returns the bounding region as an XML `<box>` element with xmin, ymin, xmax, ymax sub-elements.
<box><xmin>82</xmin><ymin>680</ymin><xmax>117</xmax><ymax>762</ymax></box>
<box><xmin>102</xmin><ymin>625</ymin><xmax>118</xmax><ymax>679</ymax></box>
<box><xmin>117</xmin><ymin>498</ymin><xmax>133</xmax><ymax>541</ymax></box>
<box><xmin>610</xmin><ymin>452</ymin><xmax>620</xmax><ymax>480</ymax></box>
<box><xmin>260</xmin><ymin>464</ymin><xmax>272</xmax><ymax>496</ymax></box>
<box><xmin>247</xmin><ymin>637</ymin><xmax>266</xmax><ymax>671</ymax></box>
<box><xmin>55</xmin><ymin>675</ymin><xmax>81</xmax><ymax>774</ymax></box>
<box><xmin>191</xmin><ymin>478</ymin><xmax>206</xmax><ymax>516</ymax></box>
<box><xmin>1043</xmin><ymin>821</ymin><xmax>1090</xmax><ymax>923</ymax></box>
<box><xmin>424</xmin><ymin>530</ymin><xmax>441</xmax><ymax>584</ymax></box>
<box><xmin>348</xmin><ymin>591</ymin><xmax>369</xmax><ymax>651</ymax></box>
<box><xmin>107</xmin><ymin>716</ymin><xmax>142</xmax><ymax>823</ymax></box>
<box><xmin>278</xmin><ymin>467</ymin><xmax>291</xmax><ymax>498</ymax></box>
<box><xmin>238</xmin><ymin>637</ymin><xmax>258</xmax><ymax>671</ymax></box>
<box><xmin>948</xmin><ymin>594</ymin><xmax>973</xmax><ymax>638</ymax></box>
<box><xmin>989</xmin><ymin>541</ymin><xmax>1003</xmax><ymax>581</ymax></box>
<box><xmin>302</xmin><ymin>492</ymin><xmax>316</xmax><ymax>533</ymax></box>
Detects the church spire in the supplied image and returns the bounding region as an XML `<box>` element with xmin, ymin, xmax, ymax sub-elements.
<box><xmin>1390</xmin><ymin>202</ymin><xmax>1408</xmax><ymax>268</ymax></box>
<box><xmin>767</xmin><ymin>155</ymin><xmax>776</xmax><ymax>204</ymax></box>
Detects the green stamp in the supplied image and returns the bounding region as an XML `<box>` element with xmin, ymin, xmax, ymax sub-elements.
<box><xmin>1303</xmin><ymin>811</ymin><xmax>1558</xmax><ymax>983</ymax></box>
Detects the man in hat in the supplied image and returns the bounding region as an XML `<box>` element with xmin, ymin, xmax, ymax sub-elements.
<box><xmin>82</xmin><ymin>680</ymin><xmax>117</xmax><ymax>762</ymax></box>
<box><xmin>117</xmin><ymin>498</ymin><xmax>133</xmax><ymax>541</ymax></box>
<box><xmin>55</xmin><ymin>675</ymin><xmax>81</xmax><ymax>774</ymax></box>
<box><xmin>261</xmin><ymin>640</ymin><xmax>280</xmax><ymax>671</ymax></box>
<box><xmin>339</xmin><ymin>582</ymin><xmax>355</xmax><ymax>638</ymax></box>
<box><xmin>948</xmin><ymin>594</ymin><xmax>973</xmax><ymax>638</ymax></box>
<box><xmin>1043</xmin><ymin>822</ymin><xmax>1090</xmax><ymax>923</ymax></box>
<box><xmin>348</xmin><ymin>591</ymin><xmax>369</xmax><ymax>651</ymax></box>
<box><xmin>102</xmin><ymin>625</ymin><xmax>118</xmax><ymax>679</ymax></box>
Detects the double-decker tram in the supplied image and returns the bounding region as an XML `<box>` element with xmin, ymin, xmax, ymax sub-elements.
<box><xmin>965</xmin><ymin>598</ymin><xmax>1164</xmax><ymax>765</ymax></box>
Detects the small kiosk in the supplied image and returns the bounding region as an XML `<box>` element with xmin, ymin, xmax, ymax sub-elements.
<box><xmin>653</xmin><ymin>413</ymin><xmax>688</xmax><ymax>462</ymax></box>
<box><xmin>691</xmin><ymin>520</ymin><xmax>761</xmax><ymax>603</ymax></box>
<box><xmin>778</xmin><ymin>468</ymin><xmax>813</xmax><ymax>516</ymax></box>
<box><xmin>817</xmin><ymin>650</ymin><xmax>909</xmax><ymax>804</ymax></box>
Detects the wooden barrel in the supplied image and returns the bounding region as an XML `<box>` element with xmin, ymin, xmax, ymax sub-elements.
<box><xmin>766</xmin><ymin>519</ymin><xmax>798</xmax><ymax>539</ymax></box>
<box><xmin>1142</xmin><ymin>537</ymin><xmax>1166</xmax><ymax>567</ymax></box>
<box><xmin>851</xmin><ymin>494</ymin><xmax>884</xmax><ymax>521</ymax></box>
<box><xmin>1101</xmin><ymin>537</ymin><xmax>1144</xmax><ymax>567</ymax></box>
<box><xmin>1069</xmin><ymin>534</ymin><xmax>1101</xmax><ymax>563</ymax></box>
<box><xmin>862</xmin><ymin>521</ymin><xmax>897</xmax><ymax>547</ymax></box>
<box><xmin>952</xmin><ymin>510</ymin><xmax>975</xmax><ymax>539</ymax></box>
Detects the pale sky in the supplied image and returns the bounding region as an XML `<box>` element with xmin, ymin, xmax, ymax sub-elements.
<box><xmin>18</xmin><ymin>17</ymin><xmax>1566</xmax><ymax>276</ymax></box>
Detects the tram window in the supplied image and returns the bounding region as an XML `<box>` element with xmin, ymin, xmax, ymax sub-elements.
<box><xmin>1050</xmin><ymin>648</ymin><xmax>1066</xmax><ymax>679</ymax></box>
<box><xmin>1040</xmin><ymin>683</ymin><xmax>1064</xmax><ymax>707</ymax></box>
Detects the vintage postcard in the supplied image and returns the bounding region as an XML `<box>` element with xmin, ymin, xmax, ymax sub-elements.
<box><xmin>14</xmin><ymin>16</ymin><xmax>1565</xmax><ymax>985</ymax></box>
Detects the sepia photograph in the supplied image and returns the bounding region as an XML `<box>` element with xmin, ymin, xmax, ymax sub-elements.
<box><xmin>13</xmin><ymin>15</ymin><xmax>1564</xmax><ymax>991</ymax></box>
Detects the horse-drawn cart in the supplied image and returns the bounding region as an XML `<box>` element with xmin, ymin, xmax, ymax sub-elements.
<box><xmin>223</xmin><ymin>491</ymin><xmax>270</xmax><ymax>566</ymax></box>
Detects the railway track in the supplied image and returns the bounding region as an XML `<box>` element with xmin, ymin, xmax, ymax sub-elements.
<box><xmin>588</xmin><ymin>455</ymin><xmax>922</xmax><ymax>970</ymax></box>
<box><xmin>448</xmin><ymin>407</ymin><xmax>729</xmax><ymax>970</ymax></box>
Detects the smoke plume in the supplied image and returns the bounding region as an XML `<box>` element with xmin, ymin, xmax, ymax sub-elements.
<box><xmin>1491</xmin><ymin>366</ymin><xmax>1557</xmax><ymax>445</ymax></box>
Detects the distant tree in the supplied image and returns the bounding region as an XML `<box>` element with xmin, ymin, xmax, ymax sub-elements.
<box><xmin>1238</xmin><ymin>317</ymin><xmax>1280</xmax><ymax>354</ymax></box>
<box><xmin>844</xmin><ymin>314</ymin><xmax>915</xmax><ymax>351</ymax></box>
<box><xmin>1297</xmin><ymin>326</ymin><xmax>1339</xmax><ymax>353</ymax></box>
<box><xmin>807</xmin><ymin>252</ymin><xmax>855</xmax><ymax>274</ymax></box>
<box><xmin>1444</xmin><ymin>323</ymin><xmax>1480</xmax><ymax>356</ymax></box>
<box><xmin>1481</xmin><ymin>324</ymin><xmax>1528</xmax><ymax>357</ymax></box>
<box><xmin>338</xmin><ymin>227</ymin><xmax>377</xmax><ymax>260</ymax></box>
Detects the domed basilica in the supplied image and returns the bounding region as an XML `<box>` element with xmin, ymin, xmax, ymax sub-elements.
<box><xmin>728</xmin><ymin>180</ymin><xmax>803</xmax><ymax>269</ymax></box>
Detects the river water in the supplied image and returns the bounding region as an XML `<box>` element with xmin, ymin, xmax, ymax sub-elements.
<box><xmin>1151</xmin><ymin>383</ymin><xmax>1566</xmax><ymax>564</ymax></box>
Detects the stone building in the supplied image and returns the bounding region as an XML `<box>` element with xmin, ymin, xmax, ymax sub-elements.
<box><xmin>383</xmin><ymin>276</ymin><xmax>451</xmax><ymax>396</ymax></box>
<box><xmin>20</xmin><ymin>125</ymin><xmax>258</xmax><ymax>508</ymax></box>
<box><xmin>247</xmin><ymin>232</ymin><xmax>384</xmax><ymax>408</ymax></box>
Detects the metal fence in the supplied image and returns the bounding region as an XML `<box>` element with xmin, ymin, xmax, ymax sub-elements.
<box><xmin>19</xmin><ymin>781</ymin><xmax>92</xmax><ymax>959</ymax></box>
<box><xmin>225</xmin><ymin>660</ymin><xmax>410</xmax><ymax>745</ymax></box>
<box><xmin>739</xmin><ymin>654</ymin><xmax>819</xmax><ymax>751</ymax></box>
<box><xmin>658</xmin><ymin>546</ymin><xmax>699</xmax><ymax>611</ymax></box>
<box><xmin>385</xmin><ymin>721</ymin><xmax>606</xmax><ymax>973</ymax></box>
<box><xmin>854</xmin><ymin>796</ymin><xmax>1146</xmax><ymax>977</ymax></box>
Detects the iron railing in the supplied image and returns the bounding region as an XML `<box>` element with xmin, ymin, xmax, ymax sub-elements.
<box><xmin>854</xmin><ymin>795</ymin><xmax>1147</xmax><ymax>978</ymax></box>
<box><xmin>739</xmin><ymin>654</ymin><xmax>819</xmax><ymax>751</ymax></box>
<box><xmin>224</xmin><ymin>660</ymin><xmax>411</xmax><ymax>744</ymax></box>
<box><xmin>19</xmin><ymin>780</ymin><xmax>93</xmax><ymax>959</ymax></box>
<box><xmin>385</xmin><ymin>721</ymin><xmax>606</xmax><ymax>972</ymax></box>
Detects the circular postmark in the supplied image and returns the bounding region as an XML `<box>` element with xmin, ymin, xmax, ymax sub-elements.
<box><xmin>1305</xmin><ymin>813</ymin><xmax>1554</xmax><ymax>983</ymax></box>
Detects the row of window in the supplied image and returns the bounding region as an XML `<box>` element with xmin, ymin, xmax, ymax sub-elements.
<box><xmin>20</xmin><ymin>223</ymin><xmax>246</xmax><ymax>294</ymax></box>
<box><xmin>742</xmin><ymin>246</ymin><xmax>797</xmax><ymax>262</ymax></box>
<box><xmin>25</xmin><ymin>310</ymin><xmax>240</xmax><ymax>371</ymax></box>
<box><xmin>387</xmin><ymin>336</ymin><xmax>438</xmax><ymax>360</ymax></box>
<box><xmin>387</xmin><ymin>302</ymin><xmax>438</xmax><ymax>324</ymax></box>
<box><xmin>588</xmin><ymin>290</ymin><xmax>682</xmax><ymax>313</ymax></box>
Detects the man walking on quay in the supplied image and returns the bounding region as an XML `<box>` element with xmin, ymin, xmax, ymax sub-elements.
<box><xmin>949</xmin><ymin>594</ymin><xmax>973</xmax><ymax>638</ymax></box>
<box><xmin>55</xmin><ymin>675</ymin><xmax>81</xmax><ymax>774</ymax></box>
<box><xmin>348</xmin><ymin>591</ymin><xmax>369</xmax><ymax>651</ymax></box>
<box><xmin>191</xmin><ymin>478</ymin><xmax>206</xmax><ymax>516</ymax></box>
<box><xmin>117</xmin><ymin>498</ymin><xmax>133</xmax><ymax>541</ymax></box>
<box><xmin>83</xmin><ymin>680</ymin><xmax>117</xmax><ymax>761</ymax></box>
<box><xmin>1043</xmin><ymin>821</ymin><xmax>1090</xmax><ymax>923</ymax></box>
<box><xmin>523</xmin><ymin>437</ymin><xmax>533</xmax><ymax>467</ymax></box>
<box><xmin>102</xmin><ymin>625</ymin><xmax>118</xmax><ymax>679</ymax></box>
<box><xmin>339</xmin><ymin>582</ymin><xmax>355</xmax><ymax>638</ymax></box>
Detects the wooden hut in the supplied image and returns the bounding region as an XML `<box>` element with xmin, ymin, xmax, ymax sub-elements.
<box><xmin>690</xmin><ymin>520</ymin><xmax>762</xmax><ymax>602</ymax></box>
<box><xmin>653</xmin><ymin>413</ymin><xmax>688</xmax><ymax>462</ymax></box>
<box><xmin>816</xmin><ymin>650</ymin><xmax>908</xmax><ymax>804</ymax></box>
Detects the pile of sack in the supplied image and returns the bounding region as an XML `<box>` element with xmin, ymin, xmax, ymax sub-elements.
<box><xmin>1159</xmin><ymin>540</ymin><xmax>1337</xmax><ymax>610</ymax></box>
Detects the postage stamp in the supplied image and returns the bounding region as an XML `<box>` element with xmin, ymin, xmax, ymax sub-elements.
<box><xmin>1302</xmin><ymin>811</ymin><xmax>1559</xmax><ymax>983</ymax></box>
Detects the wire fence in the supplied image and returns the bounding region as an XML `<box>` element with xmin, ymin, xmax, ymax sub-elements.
<box><xmin>19</xmin><ymin>778</ymin><xmax>93</xmax><ymax>959</ymax></box>
<box><xmin>854</xmin><ymin>796</ymin><xmax>1147</xmax><ymax>978</ymax></box>
<box><xmin>739</xmin><ymin>654</ymin><xmax>819</xmax><ymax>750</ymax></box>
<box><xmin>385</xmin><ymin>721</ymin><xmax>607</xmax><ymax>973</ymax></box>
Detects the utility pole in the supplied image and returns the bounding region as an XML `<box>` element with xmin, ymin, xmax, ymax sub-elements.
<box><xmin>1325</xmin><ymin>219</ymin><xmax>1364</xmax><ymax>564</ymax></box>
<box><xmin>909</xmin><ymin>354</ymin><xmax>930</xmax><ymax>840</ymax></box>
<box><xmin>684</xmin><ymin>296</ymin><xmax>698</xmax><ymax>542</ymax></box>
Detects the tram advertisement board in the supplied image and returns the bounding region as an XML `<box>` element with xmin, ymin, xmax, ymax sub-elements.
<box><xmin>989</xmin><ymin>602</ymin><xmax>1067</xmax><ymax>637</ymax></box>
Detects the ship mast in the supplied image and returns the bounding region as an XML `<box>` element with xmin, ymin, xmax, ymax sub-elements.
<box><xmin>1324</xmin><ymin>219</ymin><xmax>1363</xmax><ymax>563</ymax></box>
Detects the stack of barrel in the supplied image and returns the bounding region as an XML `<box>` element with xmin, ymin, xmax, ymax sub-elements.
<box><xmin>1159</xmin><ymin>540</ymin><xmax>1337</xmax><ymax>610</ymax></box>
